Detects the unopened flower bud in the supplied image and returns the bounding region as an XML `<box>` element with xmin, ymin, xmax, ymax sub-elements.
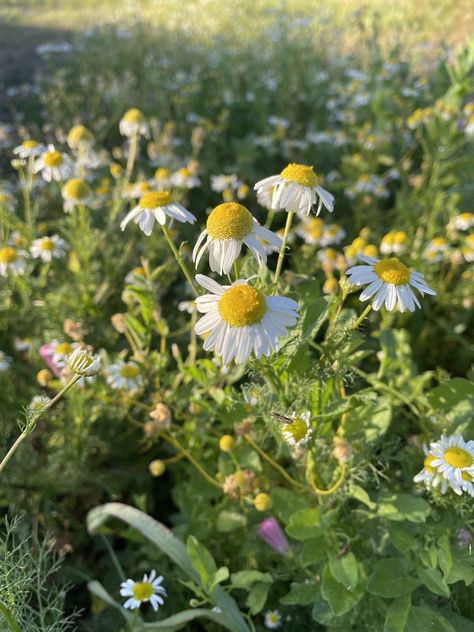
<box><xmin>219</xmin><ymin>435</ymin><xmax>235</xmax><ymax>452</ymax></box>
<box><xmin>254</xmin><ymin>493</ymin><xmax>272</xmax><ymax>511</ymax></box>
<box><xmin>37</xmin><ymin>368</ymin><xmax>53</xmax><ymax>386</ymax></box>
<box><xmin>149</xmin><ymin>459</ymin><xmax>166</xmax><ymax>477</ymax></box>
<box><xmin>332</xmin><ymin>436</ymin><xmax>352</xmax><ymax>463</ymax></box>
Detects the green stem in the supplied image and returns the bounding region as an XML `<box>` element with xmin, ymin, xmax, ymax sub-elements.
<box><xmin>244</xmin><ymin>434</ymin><xmax>304</xmax><ymax>489</ymax></box>
<box><xmin>233</xmin><ymin>259</ymin><xmax>240</xmax><ymax>281</ymax></box>
<box><xmin>273</xmin><ymin>210</ymin><xmax>294</xmax><ymax>286</ymax></box>
<box><xmin>350</xmin><ymin>303</ymin><xmax>372</xmax><ymax>330</ymax></box>
<box><xmin>125</xmin><ymin>133</ymin><xmax>138</xmax><ymax>180</ymax></box>
<box><xmin>160</xmin><ymin>433</ymin><xmax>221</xmax><ymax>489</ymax></box>
<box><xmin>161</xmin><ymin>225</ymin><xmax>198</xmax><ymax>296</ymax></box>
<box><xmin>0</xmin><ymin>375</ymin><xmax>80</xmax><ymax>474</ymax></box>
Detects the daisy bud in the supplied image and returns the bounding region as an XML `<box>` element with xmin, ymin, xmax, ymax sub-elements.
<box><xmin>254</xmin><ymin>493</ymin><xmax>272</xmax><ymax>511</ymax></box>
<box><xmin>332</xmin><ymin>436</ymin><xmax>352</xmax><ymax>463</ymax></box>
<box><xmin>219</xmin><ymin>435</ymin><xmax>235</xmax><ymax>452</ymax></box>
<box><xmin>66</xmin><ymin>347</ymin><xmax>101</xmax><ymax>376</ymax></box>
<box><xmin>149</xmin><ymin>460</ymin><xmax>166</xmax><ymax>477</ymax></box>
<box><xmin>11</xmin><ymin>158</ymin><xmax>26</xmax><ymax>170</ymax></box>
<box><xmin>323</xmin><ymin>277</ymin><xmax>339</xmax><ymax>296</ymax></box>
<box><xmin>37</xmin><ymin>368</ymin><xmax>53</xmax><ymax>386</ymax></box>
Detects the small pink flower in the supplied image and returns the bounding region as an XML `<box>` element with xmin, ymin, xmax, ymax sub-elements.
<box><xmin>257</xmin><ymin>517</ymin><xmax>289</xmax><ymax>555</ymax></box>
<box><xmin>39</xmin><ymin>343</ymin><xmax>62</xmax><ymax>377</ymax></box>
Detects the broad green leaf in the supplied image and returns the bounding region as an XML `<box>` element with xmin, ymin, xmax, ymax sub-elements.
<box><xmin>246</xmin><ymin>582</ymin><xmax>270</xmax><ymax>615</ymax></box>
<box><xmin>376</xmin><ymin>492</ymin><xmax>430</xmax><ymax>523</ymax></box>
<box><xmin>209</xmin><ymin>566</ymin><xmax>230</xmax><ymax>592</ymax></box>
<box><xmin>0</xmin><ymin>602</ymin><xmax>22</xmax><ymax>632</ymax></box>
<box><xmin>138</xmin><ymin>608</ymin><xmax>231</xmax><ymax>632</ymax></box>
<box><xmin>438</xmin><ymin>534</ymin><xmax>453</xmax><ymax>578</ymax></box>
<box><xmin>384</xmin><ymin>595</ymin><xmax>411</xmax><ymax>632</ymax></box>
<box><xmin>427</xmin><ymin>378</ymin><xmax>474</xmax><ymax>409</ymax></box>
<box><xmin>187</xmin><ymin>536</ymin><xmax>217</xmax><ymax>589</ymax></box>
<box><xmin>280</xmin><ymin>581</ymin><xmax>319</xmax><ymax>605</ymax></box>
<box><xmin>231</xmin><ymin>571</ymin><xmax>273</xmax><ymax>589</ymax></box>
<box><xmin>216</xmin><ymin>511</ymin><xmax>247</xmax><ymax>532</ymax></box>
<box><xmin>321</xmin><ymin>564</ymin><xmax>364</xmax><ymax>616</ymax></box>
<box><xmin>286</xmin><ymin>508</ymin><xmax>321</xmax><ymax>540</ymax></box>
<box><xmin>366</xmin><ymin>558</ymin><xmax>419</xmax><ymax>598</ymax></box>
<box><xmin>301</xmin><ymin>536</ymin><xmax>327</xmax><ymax>567</ymax></box>
<box><xmin>328</xmin><ymin>552</ymin><xmax>358</xmax><ymax>590</ymax></box>
<box><xmin>417</xmin><ymin>567</ymin><xmax>450</xmax><ymax>597</ymax></box>
<box><xmin>446</xmin><ymin>550</ymin><xmax>474</xmax><ymax>586</ymax></box>
<box><xmin>406</xmin><ymin>606</ymin><xmax>456</xmax><ymax>632</ymax></box>
<box><xmin>348</xmin><ymin>483</ymin><xmax>376</xmax><ymax>510</ymax></box>
<box><xmin>270</xmin><ymin>487</ymin><xmax>308</xmax><ymax>524</ymax></box>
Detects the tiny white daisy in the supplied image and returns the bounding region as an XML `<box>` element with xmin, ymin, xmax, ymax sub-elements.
<box><xmin>30</xmin><ymin>235</ymin><xmax>67</xmax><ymax>262</ymax></box>
<box><xmin>194</xmin><ymin>274</ymin><xmax>299</xmax><ymax>365</ymax></box>
<box><xmin>106</xmin><ymin>360</ymin><xmax>144</xmax><ymax>391</ymax></box>
<box><xmin>120</xmin><ymin>570</ymin><xmax>167</xmax><ymax>611</ymax></box>
<box><xmin>154</xmin><ymin>167</ymin><xmax>171</xmax><ymax>190</ymax></box>
<box><xmin>422</xmin><ymin>237</ymin><xmax>449</xmax><ymax>264</ymax></box>
<box><xmin>451</xmin><ymin>212</ymin><xmax>474</xmax><ymax>232</ymax></box>
<box><xmin>380</xmin><ymin>231</ymin><xmax>408</xmax><ymax>255</ymax></box>
<box><xmin>346</xmin><ymin>255</ymin><xmax>436</xmax><ymax>312</ymax></box>
<box><xmin>66</xmin><ymin>347</ymin><xmax>101</xmax><ymax>377</ymax></box>
<box><xmin>119</xmin><ymin>108</ymin><xmax>149</xmax><ymax>138</ymax></box>
<box><xmin>170</xmin><ymin>167</ymin><xmax>201</xmax><ymax>189</ymax></box>
<box><xmin>429</xmin><ymin>434</ymin><xmax>474</xmax><ymax>491</ymax></box>
<box><xmin>0</xmin><ymin>246</ymin><xmax>27</xmax><ymax>277</ymax></box>
<box><xmin>281</xmin><ymin>411</ymin><xmax>312</xmax><ymax>446</ymax></box>
<box><xmin>13</xmin><ymin>139</ymin><xmax>44</xmax><ymax>159</ymax></box>
<box><xmin>50</xmin><ymin>341</ymin><xmax>76</xmax><ymax>368</ymax></box>
<box><xmin>67</xmin><ymin>124</ymin><xmax>94</xmax><ymax>150</ymax></box>
<box><xmin>193</xmin><ymin>202</ymin><xmax>282</xmax><ymax>275</ymax></box>
<box><xmin>296</xmin><ymin>217</ymin><xmax>325</xmax><ymax>245</ymax></box>
<box><xmin>413</xmin><ymin>446</ymin><xmax>449</xmax><ymax>494</ymax></box>
<box><xmin>0</xmin><ymin>350</ymin><xmax>12</xmax><ymax>371</ymax></box>
<box><xmin>120</xmin><ymin>191</ymin><xmax>196</xmax><ymax>236</ymax></box>
<box><xmin>320</xmin><ymin>223</ymin><xmax>346</xmax><ymax>246</ymax></box>
<box><xmin>254</xmin><ymin>163</ymin><xmax>334</xmax><ymax>216</ymax></box>
<box><xmin>61</xmin><ymin>178</ymin><xmax>93</xmax><ymax>213</ymax></box>
<box><xmin>264</xmin><ymin>609</ymin><xmax>282</xmax><ymax>629</ymax></box>
<box><xmin>34</xmin><ymin>144</ymin><xmax>73</xmax><ymax>182</ymax></box>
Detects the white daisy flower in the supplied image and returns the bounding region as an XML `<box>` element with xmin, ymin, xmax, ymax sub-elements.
<box><xmin>461</xmin><ymin>235</ymin><xmax>474</xmax><ymax>262</ymax></box>
<box><xmin>192</xmin><ymin>202</ymin><xmax>282</xmax><ymax>275</ymax></box>
<box><xmin>51</xmin><ymin>341</ymin><xmax>76</xmax><ymax>368</ymax></box>
<box><xmin>317</xmin><ymin>248</ymin><xmax>339</xmax><ymax>271</ymax></box>
<box><xmin>320</xmin><ymin>223</ymin><xmax>346</xmax><ymax>246</ymax></box>
<box><xmin>106</xmin><ymin>360</ymin><xmax>144</xmax><ymax>391</ymax></box>
<box><xmin>120</xmin><ymin>570</ymin><xmax>167</xmax><ymax>611</ymax></box>
<box><xmin>346</xmin><ymin>255</ymin><xmax>436</xmax><ymax>312</ymax></box>
<box><xmin>0</xmin><ymin>350</ymin><xmax>12</xmax><ymax>371</ymax></box>
<box><xmin>264</xmin><ymin>609</ymin><xmax>282</xmax><ymax>629</ymax></box>
<box><xmin>380</xmin><ymin>231</ymin><xmax>408</xmax><ymax>255</ymax></box>
<box><xmin>122</xmin><ymin>181</ymin><xmax>152</xmax><ymax>200</ymax></box>
<box><xmin>119</xmin><ymin>108</ymin><xmax>149</xmax><ymax>138</ymax></box>
<box><xmin>254</xmin><ymin>163</ymin><xmax>334</xmax><ymax>216</ymax></box>
<box><xmin>281</xmin><ymin>411</ymin><xmax>312</xmax><ymax>446</ymax></box>
<box><xmin>429</xmin><ymin>434</ymin><xmax>474</xmax><ymax>491</ymax></box>
<box><xmin>194</xmin><ymin>274</ymin><xmax>299</xmax><ymax>365</ymax></box>
<box><xmin>61</xmin><ymin>178</ymin><xmax>93</xmax><ymax>213</ymax></box>
<box><xmin>413</xmin><ymin>446</ymin><xmax>449</xmax><ymax>494</ymax></box>
<box><xmin>67</xmin><ymin>124</ymin><xmax>94</xmax><ymax>150</ymax></box>
<box><xmin>422</xmin><ymin>237</ymin><xmax>449</xmax><ymax>264</ymax></box>
<box><xmin>256</xmin><ymin>186</ymin><xmax>276</xmax><ymax>210</ymax></box>
<box><xmin>34</xmin><ymin>144</ymin><xmax>73</xmax><ymax>182</ymax></box>
<box><xmin>170</xmin><ymin>167</ymin><xmax>201</xmax><ymax>189</ymax></box>
<box><xmin>120</xmin><ymin>191</ymin><xmax>196</xmax><ymax>236</ymax></box>
<box><xmin>30</xmin><ymin>235</ymin><xmax>67</xmax><ymax>262</ymax></box>
<box><xmin>296</xmin><ymin>217</ymin><xmax>325</xmax><ymax>245</ymax></box>
<box><xmin>450</xmin><ymin>212</ymin><xmax>474</xmax><ymax>232</ymax></box>
<box><xmin>13</xmin><ymin>139</ymin><xmax>44</xmax><ymax>159</ymax></box>
<box><xmin>154</xmin><ymin>167</ymin><xmax>171</xmax><ymax>190</ymax></box>
<box><xmin>211</xmin><ymin>174</ymin><xmax>240</xmax><ymax>193</ymax></box>
<box><xmin>0</xmin><ymin>246</ymin><xmax>27</xmax><ymax>277</ymax></box>
<box><xmin>66</xmin><ymin>347</ymin><xmax>101</xmax><ymax>377</ymax></box>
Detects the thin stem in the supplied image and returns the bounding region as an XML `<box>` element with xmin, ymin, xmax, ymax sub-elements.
<box><xmin>273</xmin><ymin>210</ymin><xmax>294</xmax><ymax>286</ymax></box>
<box><xmin>0</xmin><ymin>375</ymin><xmax>80</xmax><ymax>474</ymax></box>
<box><xmin>233</xmin><ymin>259</ymin><xmax>240</xmax><ymax>281</ymax></box>
<box><xmin>243</xmin><ymin>434</ymin><xmax>304</xmax><ymax>489</ymax></box>
<box><xmin>307</xmin><ymin>462</ymin><xmax>347</xmax><ymax>496</ymax></box>
<box><xmin>125</xmin><ymin>133</ymin><xmax>138</xmax><ymax>180</ymax></box>
<box><xmin>264</xmin><ymin>208</ymin><xmax>275</xmax><ymax>229</ymax></box>
<box><xmin>160</xmin><ymin>433</ymin><xmax>221</xmax><ymax>489</ymax></box>
<box><xmin>350</xmin><ymin>303</ymin><xmax>372</xmax><ymax>330</ymax></box>
<box><xmin>161</xmin><ymin>224</ymin><xmax>198</xmax><ymax>296</ymax></box>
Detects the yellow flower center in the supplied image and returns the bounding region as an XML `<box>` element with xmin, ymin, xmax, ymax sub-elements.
<box><xmin>40</xmin><ymin>238</ymin><xmax>55</xmax><ymax>251</ymax></box>
<box><xmin>458</xmin><ymin>212</ymin><xmax>473</xmax><ymax>222</ymax></box>
<box><xmin>155</xmin><ymin>168</ymin><xmax>170</xmax><ymax>180</ymax></box>
<box><xmin>218</xmin><ymin>285</ymin><xmax>267</xmax><ymax>327</ymax></box>
<box><xmin>22</xmin><ymin>140</ymin><xmax>38</xmax><ymax>149</ymax></box>
<box><xmin>444</xmin><ymin>447</ymin><xmax>473</xmax><ymax>469</ymax></box>
<box><xmin>178</xmin><ymin>167</ymin><xmax>190</xmax><ymax>177</ymax></box>
<box><xmin>67</xmin><ymin>125</ymin><xmax>94</xmax><ymax>147</ymax></box>
<box><xmin>123</xmin><ymin>108</ymin><xmax>145</xmax><ymax>123</ymax></box>
<box><xmin>132</xmin><ymin>582</ymin><xmax>154</xmax><ymax>602</ymax></box>
<box><xmin>352</xmin><ymin>237</ymin><xmax>366</xmax><ymax>250</ymax></box>
<box><xmin>280</xmin><ymin>163</ymin><xmax>318</xmax><ymax>187</ymax></box>
<box><xmin>62</xmin><ymin>178</ymin><xmax>91</xmax><ymax>201</ymax></box>
<box><xmin>0</xmin><ymin>247</ymin><xmax>18</xmax><ymax>263</ymax></box>
<box><xmin>120</xmin><ymin>364</ymin><xmax>139</xmax><ymax>379</ymax></box>
<box><xmin>363</xmin><ymin>245</ymin><xmax>378</xmax><ymax>258</ymax></box>
<box><xmin>394</xmin><ymin>231</ymin><xmax>407</xmax><ymax>244</ymax></box>
<box><xmin>55</xmin><ymin>342</ymin><xmax>72</xmax><ymax>355</ymax></box>
<box><xmin>283</xmin><ymin>418</ymin><xmax>309</xmax><ymax>442</ymax></box>
<box><xmin>423</xmin><ymin>454</ymin><xmax>437</xmax><ymax>474</ymax></box>
<box><xmin>43</xmin><ymin>150</ymin><xmax>63</xmax><ymax>167</ymax></box>
<box><xmin>207</xmin><ymin>203</ymin><xmax>254</xmax><ymax>240</ymax></box>
<box><xmin>139</xmin><ymin>191</ymin><xmax>172</xmax><ymax>208</ymax></box>
<box><xmin>432</xmin><ymin>237</ymin><xmax>447</xmax><ymax>247</ymax></box>
<box><xmin>373</xmin><ymin>258</ymin><xmax>410</xmax><ymax>285</ymax></box>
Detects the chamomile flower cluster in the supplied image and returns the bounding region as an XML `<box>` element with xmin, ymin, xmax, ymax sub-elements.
<box><xmin>120</xmin><ymin>570</ymin><xmax>167</xmax><ymax>611</ymax></box>
<box><xmin>414</xmin><ymin>435</ymin><xmax>474</xmax><ymax>497</ymax></box>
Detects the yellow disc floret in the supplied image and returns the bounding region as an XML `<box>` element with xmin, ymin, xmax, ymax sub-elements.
<box><xmin>444</xmin><ymin>447</ymin><xmax>473</xmax><ymax>469</ymax></box>
<box><xmin>40</xmin><ymin>238</ymin><xmax>55</xmax><ymax>251</ymax></box>
<box><xmin>254</xmin><ymin>493</ymin><xmax>272</xmax><ymax>511</ymax></box>
<box><xmin>43</xmin><ymin>150</ymin><xmax>63</xmax><ymax>167</ymax></box>
<box><xmin>123</xmin><ymin>108</ymin><xmax>145</xmax><ymax>123</ymax></box>
<box><xmin>22</xmin><ymin>140</ymin><xmax>39</xmax><ymax>149</ymax></box>
<box><xmin>139</xmin><ymin>191</ymin><xmax>172</xmax><ymax>208</ymax></box>
<box><xmin>280</xmin><ymin>163</ymin><xmax>318</xmax><ymax>187</ymax></box>
<box><xmin>155</xmin><ymin>168</ymin><xmax>170</xmax><ymax>180</ymax></box>
<box><xmin>120</xmin><ymin>364</ymin><xmax>140</xmax><ymax>379</ymax></box>
<box><xmin>67</xmin><ymin>125</ymin><xmax>94</xmax><ymax>148</ymax></box>
<box><xmin>373</xmin><ymin>258</ymin><xmax>410</xmax><ymax>285</ymax></box>
<box><xmin>132</xmin><ymin>582</ymin><xmax>154</xmax><ymax>601</ymax></box>
<box><xmin>207</xmin><ymin>203</ymin><xmax>254</xmax><ymax>240</ymax></box>
<box><xmin>283</xmin><ymin>418</ymin><xmax>309</xmax><ymax>443</ymax></box>
<box><xmin>62</xmin><ymin>178</ymin><xmax>91</xmax><ymax>201</ymax></box>
<box><xmin>219</xmin><ymin>435</ymin><xmax>235</xmax><ymax>452</ymax></box>
<box><xmin>0</xmin><ymin>247</ymin><xmax>18</xmax><ymax>264</ymax></box>
<box><xmin>423</xmin><ymin>454</ymin><xmax>437</xmax><ymax>474</ymax></box>
<box><xmin>218</xmin><ymin>285</ymin><xmax>267</xmax><ymax>327</ymax></box>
